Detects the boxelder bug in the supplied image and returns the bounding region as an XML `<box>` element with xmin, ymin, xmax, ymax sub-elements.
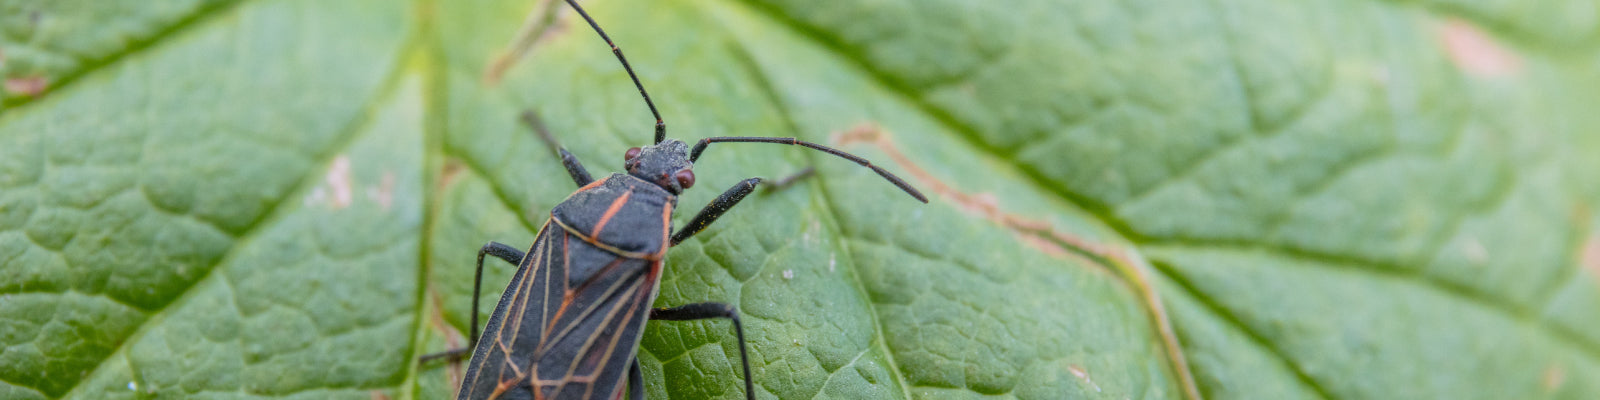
<box><xmin>421</xmin><ymin>1</ymin><xmax>927</xmax><ymax>399</ymax></box>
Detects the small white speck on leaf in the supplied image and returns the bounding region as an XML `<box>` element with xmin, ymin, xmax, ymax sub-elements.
<box><xmin>1463</xmin><ymin>237</ymin><xmax>1488</xmax><ymax>263</ymax></box>
<box><xmin>1069</xmin><ymin>365</ymin><xmax>1102</xmax><ymax>392</ymax></box>
<box><xmin>828</xmin><ymin>254</ymin><xmax>836</xmax><ymax>272</ymax></box>
<box><xmin>326</xmin><ymin>155</ymin><xmax>353</xmax><ymax>209</ymax></box>
<box><xmin>782</xmin><ymin>269</ymin><xmax>794</xmax><ymax>279</ymax></box>
<box><xmin>127</xmin><ymin>381</ymin><xmax>136</xmax><ymax>390</ymax></box>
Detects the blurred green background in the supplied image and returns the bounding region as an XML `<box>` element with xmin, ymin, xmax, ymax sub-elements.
<box><xmin>3</xmin><ymin>0</ymin><xmax>1600</xmax><ymax>399</ymax></box>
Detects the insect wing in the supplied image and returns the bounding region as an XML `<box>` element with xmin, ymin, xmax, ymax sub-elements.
<box><xmin>456</xmin><ymin>220</ymin><xmax>660</xmax><ymax>400</ymax></box>
<box><xmin>534</xmin><ymin>238</ymin><xmax>657</xmax><ymax>400</ymax></box>
<box><xmin>457</xmin><ymin>221</ymin><xmax>564</xmax><ymax>399</ymax></box>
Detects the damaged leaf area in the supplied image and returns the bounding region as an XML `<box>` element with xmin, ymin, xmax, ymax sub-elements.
<box><xmin>2</xmin><ymin>0</ymin><xmax>1599</xmax><ymax>399</ymax></box>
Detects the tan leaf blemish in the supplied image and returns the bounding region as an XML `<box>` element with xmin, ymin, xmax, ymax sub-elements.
<box><xmin>1543</xmin><ymin>364</ymin><xmax>1567</xmax><ymax>391</ymax></box>
<box><xmin>1069</xmin><ymin>365</ymin><xmax>1102</xmax><ymax>393</ymax></box>
<box><xmin>366</xmin><ymin>171</ymin><xmax>396</xmax><ymax>211</ymax></box>
<box><xmin>485</xmin><ymin>0</ymin><xmax>571</xmax><ymax>84</ymax></box>
<box><xmin>369</xmin><ymin>390</ymin><xmax>392</xmax><ymax>400</ymax></box>
<box><xmin>1581</xmin><ymin>237</ymin><xmax>1600</xmax><ymax>282</ymax></box>
<box><xmin>834</xmin><ymin>123</ymin><xmax>1201</xmax><ymax>400</ymax></box>
<box><xmin>325</xmin><ymin>155</ymin><xmax>354</xmax><ymax>209</ymax></box>
<box><xmin>1462</xmin><ymin>237</ymin><xmax>1488</xmax><ymax>264</ymax></box>
<box><xmin>1016</xmin><ymin>234</ymin><xmax>1071</xmax><ymax>258</ymax></box>
<box><xmin>1438</xmin><ymin>20</ymin><xmax>1522</xmax><ymax>78</ymax></box>
<box><xmin>439</xmin><ymin>159</ymin><xmax>466</xmax><ymax>190</ymax></box>
<box><xmin>833</xmin><ymin>123</ymin><xmax>1113</xmax><ymax>261</ymax></box>
<box><xmin>4</xmin><ymin>76</ymin><xmax>48</xmax><ymax>97</ymax></box>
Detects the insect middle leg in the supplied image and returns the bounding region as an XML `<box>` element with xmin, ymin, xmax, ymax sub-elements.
<box><xmin>418</xmin><ymin>241</ymin><xmax>525</xmax><ymax>363</ymax></box>
<box><xmin>650</xmin><ymin>302</ymin><xmax>756</xmax><ymax>400</ymax></box>
<box><xmin>521</xmin><ymin>110</ymin><xmax>594</xmax><ymax>187</ymax></box>
<box><xmin>669</xmin><ymin>168</ymin><xmax>815</xmax><ymax>246</ymax></box>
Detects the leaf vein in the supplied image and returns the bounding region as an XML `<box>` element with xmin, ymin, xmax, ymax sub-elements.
<box><xmin>1</xmin><ymin>0</ymin><xmax>249</xmax><ymax>109</ymax></box>
<box><xmin>55</xmin><ymin>46</ymin><xmax>413</xmax><ymax>398</ymax></box>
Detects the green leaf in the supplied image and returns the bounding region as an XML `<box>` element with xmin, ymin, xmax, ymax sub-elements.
<box><xmin>3</xmin><ymin>0</ymin><xmax>1598</xmax><ymax>399</ymax></box>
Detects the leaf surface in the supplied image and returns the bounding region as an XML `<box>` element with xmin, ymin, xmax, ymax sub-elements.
<box><xmin>2</xmin><ymin>0</ymin><xmax>1598</xmax><ymax>399</ymax></box>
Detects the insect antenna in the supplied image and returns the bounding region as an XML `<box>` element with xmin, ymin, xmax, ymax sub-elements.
<box><xmin>564</xmin><ymin>0</ymin><xmax>667</xmax><ymax>144</ymax></box>
<box><xmin>689</xmin><ymin>136</ymin><xmax>930</xmax><ymax>203</ymax></box>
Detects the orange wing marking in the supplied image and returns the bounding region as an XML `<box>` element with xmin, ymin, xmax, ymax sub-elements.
<box><xmin>589</xmin><ymin>191</ymin><xmax>633</xmax><ymax>239</ymax></box>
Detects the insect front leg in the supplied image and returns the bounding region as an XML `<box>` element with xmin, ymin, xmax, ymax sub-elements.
<box><xmin>418</xmin><ymin>241</ymin><xmax>525</xmax><ymax>363</ymax></box>
<box><xmin>521</xmin><ymin>110</ymin><xmax>594</xmax><ymax>187</ymax></box>
<box><xmin>670</xmin><ymin>177</ymin><xmax>763</xmax><ymax>246</ymax></box>
<box><xmin>761</xmin><ymin>167</ymin><xmax>815</xmax><ymax>193</ymax></box>
<box><xmin>650</xmin><ymin>302</ymin><xmax>756</xmax><ymax>400</ymax></box>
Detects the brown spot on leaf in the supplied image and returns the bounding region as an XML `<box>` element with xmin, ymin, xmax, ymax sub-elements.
<box><xmin>369</xmin><ymin>390</ymin><xmax>392</xmax><ymax>400</ymax></box>
<box><xmin>4</xmin><ymin>76</ymin><xmax>48</xmax><ymax>97</ymax></box>
<box><xmin>1438</xmin><ymin>20</ymin><xmax>1521</xmax><ymax>78</ymax></box>
<box><xmin>439</xmin><ymin>159</ymin><xmax>466</xmax><ymax>191</ymax></box>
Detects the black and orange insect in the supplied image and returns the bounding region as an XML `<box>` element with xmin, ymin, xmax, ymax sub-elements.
<box><xmin>421</xmin><ymin>1</ymin><xmax>926</xmax><ymax>399</ymax></box>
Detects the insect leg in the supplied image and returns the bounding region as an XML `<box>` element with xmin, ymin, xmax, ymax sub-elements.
<box><xmin>628</xmin><ymin>359</ymin><xmax>645</xmax><ymax>400</ymax></box>
<box><xmin>522</xmin><ymin>110</ymin><xmax>594</xmax><ymax>187</ymax></box>
<box><xmin>650</xmin><ymin>302</ymin><xmax>755</xmax><ymax>400</ymax></box>
<box><xmin>761</xmin><ymin>167</ymin><xmax>815</xmax><ymax>194</ymax></box>
<box><xmin>418</xmin><ymin>241</ymin><xmax>525</xmax><ymax>363</ymax></box>
<box><xmin>670</xmin><ymin>177</ymin><xmax>763</xmax><ymax>246</ymax></box>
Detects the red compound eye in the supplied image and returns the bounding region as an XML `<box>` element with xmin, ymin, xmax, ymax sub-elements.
<box><xmin>674</xmin><ymin>170</ymin><xmax>695</xmax><ymax>189</ymax></box>
<box><xmin>624</xmin><ymin>147</ymin><xmax>642</xmax><ymax>161</ymax></box>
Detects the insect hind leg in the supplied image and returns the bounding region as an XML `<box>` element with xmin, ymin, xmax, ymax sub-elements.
<box><xmin>522</xmin><ymin>110</ymin><xmax>594</xmax><ymax>187</ymax></box>
<box><xmin>418</xmin><ymin>241</ymin><xmax>525</xmax><ymax>364</ymax></box>
<box><xmin>650</xmin><ymin>302</ymin><xmax>756</xmax><ymax>400</ymax></box>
